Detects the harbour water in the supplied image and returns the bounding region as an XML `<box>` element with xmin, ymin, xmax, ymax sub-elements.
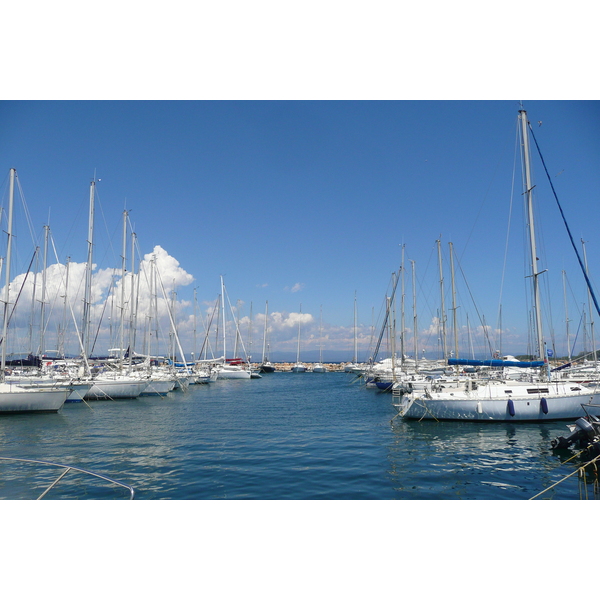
<box><xmin>0</xmin><ymin>371</ymin><xmax>594</xmax><ymax>500</ymax></box>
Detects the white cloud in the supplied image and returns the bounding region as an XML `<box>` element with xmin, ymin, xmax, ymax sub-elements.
<box><xmin>284</xmin><ymin>282</ymin><xmax>304</xmax><ymax>293</ymax></box>
<box><xmin>2</xmin><ymin>245</ymin><xmax>195</xmax><ymax>357</ymax></box>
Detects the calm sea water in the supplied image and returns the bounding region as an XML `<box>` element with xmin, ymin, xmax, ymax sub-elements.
<box><xmin>0</xmin><ymin>371</ymin><xmax>594</xmax><ymax>500</ymax></box>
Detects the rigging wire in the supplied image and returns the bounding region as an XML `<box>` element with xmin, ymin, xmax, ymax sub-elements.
<box><xmin>528</xmin><ymin>121</ymin><xmax>600</xmax><ymax>321</ymax></box>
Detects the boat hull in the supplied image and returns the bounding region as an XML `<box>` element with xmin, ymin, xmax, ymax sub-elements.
<box><xmin>398</xmin><ymin>388</ymin><xmax>600</xmax><ymax>421</ymax></box>
<box><xmin>216</xmin><ymin>367</ymin><xmax>251</xmax><ymax>379</ymax></box>
<box><xmin>0</xmin><ymin>384</ymin><xmax>70</xmax><ymax>413</ymax></box>
<box><xmin>85</xmin><ymin>379</ymin><xmax>149</xmax><ymax>400</ymax></box>
<box><xmin>140</xmin><ymin>379</ymin><xmax>176</xmax><ymax>395</ymax></box>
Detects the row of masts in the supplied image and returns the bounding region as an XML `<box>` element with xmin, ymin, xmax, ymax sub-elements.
<box><xmin>1</xmin><ymin>173</ymin><xmax>191</xmax><ymax>374</ymax></box>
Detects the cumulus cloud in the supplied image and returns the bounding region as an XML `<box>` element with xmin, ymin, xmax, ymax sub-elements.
<box><xmin>1</xmin><ymin>245</ymin><xmax>195</xmax><ymax>357</ymax></box>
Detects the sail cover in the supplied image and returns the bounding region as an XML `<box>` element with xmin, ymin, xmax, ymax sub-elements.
<box><xmin>448</xmin><ymin>358</ymin><xmax>545</xmax><ymax>368</ymax></box>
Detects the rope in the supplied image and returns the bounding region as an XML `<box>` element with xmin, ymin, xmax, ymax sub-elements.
<box><xmin>529</xmin><ymin>450</ymin><xmax>600</xmax><ymax>500</ymax></box>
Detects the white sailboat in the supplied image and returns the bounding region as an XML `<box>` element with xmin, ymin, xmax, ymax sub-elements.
<box><xmin>80</xmin><ymin>184</ymin><xmax>148</xmax><ymax>400</ymax></box>
<box><xmin>259</xmin><ymin>301</ymin><xmax>276</xmax><ymax>373</ymax></box>
<box><xmin>0</xmin><ymin>169</ymin><xmax>70</xmax><ymax>413</ymax></box>
<box><xmin>398</xmin><ymin>109</ymin><xmax>600</xmax><ymax>421</ymax></box>
<box><xmin>344</xmin><ymin>293</ymin><xmax>362</xmax><ymax>373</ymax></box>
<box><xmin>312</xmin><ymin>306</ymin><xmax>327</xmax><ymax>372</ymax></box>
<box><xmin>291</xmin><ymin>304</ymin><xmax>306</xmax><ymax>373</ymax></box>
<box><xmin>214</xmin><ymin>276</ymin><xmax>251</xmax><ymax>379</ymax></box>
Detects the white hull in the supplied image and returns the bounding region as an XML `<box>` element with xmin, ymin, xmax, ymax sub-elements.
<box><xmin>140</xmin><ymin>379</ymin><xmax>176</xmax><ymax>395</ymax></box>
<box><xmin>0</xmin><ymin>382</ymin><xmax>69</xmax><ymax>413</ymax></box>
<box><xmin>85</xmin><ymin>378</ymin><xmax>149</xmax><ymax>399</ymax></box>
<box><xmin>215</xmin><ymin>366</ymin><xmax>251</xmax><ymax>379</ymax></box>
<box><xmin>291</xmin><ymin>363</ymin><xmax>306</xmax><ymax>373</ymax></box>
<box><xmin>398</xmin><ymin>380</ymin><xmax>600</xmax><ymax>421</ymax></box>
<box><xmin>65</xmin><ymin>382</ymin><xmax>94</xmax><ymax>402</ymax></box>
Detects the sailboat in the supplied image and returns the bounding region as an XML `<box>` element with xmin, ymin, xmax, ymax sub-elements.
<box><xmin>80</xmin><ymin>185</ymin><xmax>149</xmax><ymax>400</ymax></box>
<box><xmin>0</xmin><ymin>169</ymin><xmax>70</xmax><ymax>413</ymax></box>
<box><xmin>397</xmin><ymin>109</ymin><xmax>600</xmax><ymax>421</ymax></box>
<box><xmin>213</xmin><ymin>276</ymin><xmax>251</xmax><ymax>379</ymax></box>
<box><xmin>291</xmin><ymin>304</ymin><xmax>306</xmax><ymax>373</ymax></box>
<box><xmin>258</xmin><ymin>301</ymin><xmax>276</xmax><ymax>373</ymax></box>
<box><xmin>312</xmin><ymin>306</ymin><xmax>327</xmax><ymax>372</ymax></box>
<box><xmin>344</xmin><ymin>293</ymin><xmax>362</xmax><ymax>373</ymax></box>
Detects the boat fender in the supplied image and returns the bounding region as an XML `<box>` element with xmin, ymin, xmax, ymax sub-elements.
<box><xmin>540</xmin><ymin>397</ymin><xmax>548</xmax><ymax>414</ymax></box>
<box><xmin>476</xmin><ymin>401</ymin><xmax>483</xmax><ymax>414</ymax></box>
<box><xmin>507</xmin><ymin>399</ymin><xmax>515</xmax><ymax>417</ymax></box>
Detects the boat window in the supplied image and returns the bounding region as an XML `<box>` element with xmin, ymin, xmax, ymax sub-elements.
<box><xmin>527</xmin><ymin>388</ymin><xmax>549</xmax><ymax>394</ymax></box>
<box><xmin>504</xmin><ymin>390</ymin><xmax>513</xmax><ymax>394</ymax></box>
<box><xmin>570</xmin><ymin>387</ymin><xmax>581</xmax><ymax>391</ymax></box>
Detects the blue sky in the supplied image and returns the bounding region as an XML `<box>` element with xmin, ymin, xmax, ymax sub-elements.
<box><xmin>1</xmin><ymin>100</ymin><xmax>599</xmax><ymax>361</ymax></box>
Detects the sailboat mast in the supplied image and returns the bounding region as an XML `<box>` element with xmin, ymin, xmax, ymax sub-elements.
<box><xmin>411</xmin><ymin>259</ymin><xmax>418</xmax><ymax>371</ymax></box>
<box><xmin>120</xmin><ymin>209</ymin><xmax>128</xmax><ymax>368</ymax></box>
<box><xmin>319</xmin><ymin>305</ymin><xmax>323</xmax><ymax>363</ymax></box>
<box><xmin>261</xmin><ymin>300</ymin><xmax>269</xmax><ymax>363</ymax></box>
<box><xmin>449</xmin><ymin>241</ymin><xmax>459</xmax><ymax>360</ymax></box>
<box><xmin>519</xmin><ymin>109</ymin><xmax>545</xmax><ymax>362</ymax></box>
<box><xmin>59</xmin><ymin>257</ymin><xmax>70</xmax><ymax>357</ymax></box>
<box><xmin>296</xmin><ymin>304</ymin><xmax>302</xmax><ymax>363</ymax></box>
<box><xmin>129</xmin><ymin>229</ymin><xmax>137</xmax><ymax>369</ymax></box>
<box><xmin>1</xmin><ymin>168</ymin><xmax>16</xmax><ymax>380</ymax></box>
<box><xmin>581</xmin><ymin>239</ymin><xmax>597</xmax><ymax>363</ymax></box>
<box><xmin>353</xmin><ymin>292</ymin><xmax>358</xmax><ymax>363</ymax></box>
<box><xmin>436</xmin><ymin>239</ymin><xmax>448</xmax><ymax>360</ymax></box>
<box><xmin>562</xmin><ymin>270</ymin><xmax>572</xmax><ymax>362</ymax></box>
<box><xmin>400</xmin><ymin>246</ymin><xmax>406</xmax><ymax>367</ymax></box>
<box><xmin>38</xmin><ymin>224</ymin><xmax>50</xmax><ymax>357</ymax></box>
<box><xmin>220</xmin><ymin>276</ymin><xmax>226</xmax><ymax>360</ymax></box>
<box><xmin>82</xmin><ymin>180</ymin><xmax>95</xmax><ymax>359</ymax></box>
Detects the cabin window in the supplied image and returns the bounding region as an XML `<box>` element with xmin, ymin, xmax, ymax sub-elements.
<box><xmin>504</xmin><ymin>390</ymin><xmax>513</xmax><ymax>394</ymax></box>
<box><xmin>570</xmin><ymin>387</ymin><xmax>581</xmax><ymax>391</ymax></box>
<box><xmin>527</xmin><ymin>388</ymin><xmax>549</xmax><ymax>394</ymax></box>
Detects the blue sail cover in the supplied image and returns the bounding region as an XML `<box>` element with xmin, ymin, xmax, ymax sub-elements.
<box><xmin>448</xmin><ymin>358</ymin><xmax>545</xmax><ymax>368</ymax></box>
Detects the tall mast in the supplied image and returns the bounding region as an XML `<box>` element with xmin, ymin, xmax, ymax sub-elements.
<box><xmin>296</xmin><ymin>304</ymin><xmax>302</xmax><ymax>363</ymax></box>
<box><xmin>318</xmin><ymin>305</ymin><xmax>323</xmax><ymax>363</ymax></box>
<box><xmin>193</xmin><ymin>287</ymin><xmax>198</xmax><ymax>362</ymax></box>
<box><xmin>1</xmin><ymin>168</ymin><xmax>16</xmax><ymax>380</ymax></box>
<box><xmin>28</xmin><ymin>247</ymin><xmax>39</xmax><ymax>354</ymax></box>
<box><xmin>39</xmin><ymin>224</ymin><xmax>50</xmax><ymax>357</ymax></box>
<box><xmin>390</xmin><ymin>273</ymin><xmax>397</xmax><ymax>378</ymax></box>
<box><xmin>411</xmin><ymin>259</ymin><xmax>418</xmax><ymax>372</ymax></box>
<box><xmin>261</xmin><ymin>300</ymin><xmax>269</xmax><ymax>363</ymax></box>
<box><xmin>519</xmin><ymin>109</ymin><xmax>545</xmax><ymax>362</ymax></box>
<box><xmin>120</xmin><ymin>209</ymin><xmax>128</xmax><ymax>368</ymax></box>
<box><xmin>129</xmin><ymin>229</ymin><xmax>138</xmax><ymax>369</ymax></box>
<box><xmin>581</xmin><ymin>239</ymin><xmax>596</xmax><ymax>364</ymax></box>
<box><xmin>353</xmin><ymin>292</ymin><xmax>358</xmax><ymax>363</ymax></box>
<box><xmin>220</xmin><ymin>276</ymin><xmax>226</xmax><ymax>360</ymax></box>
<box><xmin>59</xmin><ymin>257</ymin><xmax>70</xmax><ymax>357</ymax></box>
<box><xmin>562</xmin><ymin>270</ymin><xmax>572</xmax><ymax>363</ymax></box>
<box><xmin>400</xmin><ymin>246</ymin><xmax>406</xmax><ymax>367</ymax></box>
<box><xmin>436</xmin><ymin>238</ymin><xmax>448</xmax><ymax>360</ymax></box>
<box><xmin>449</xmin><ymin>241</ymin><xmax>459</xmax><ymax>360</ymax></box>
<box><xmin>467</xmin><ymin>314</ymin><xmax>475</xmax><ymax>359</ymax></box>
<box><xmin>82</xmin><ymin>179</ymin><xmax>95</xmax><ymax>359</ymax></box>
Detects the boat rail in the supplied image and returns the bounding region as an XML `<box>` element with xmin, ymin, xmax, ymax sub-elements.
<box><xmin>0</xmin><ymin>456</ymin><xmax>135</xmax><ymax>499</ymax></box>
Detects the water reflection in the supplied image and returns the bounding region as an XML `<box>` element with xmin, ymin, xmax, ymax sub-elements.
<box><xmin>387</xmin><ymin>419</ymin><xmax>587</xmax><ymax>499</ymax></box>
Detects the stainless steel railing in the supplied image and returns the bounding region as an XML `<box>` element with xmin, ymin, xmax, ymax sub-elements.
<box><xmin>0</xmin><ymin>456</ymin><xmax>135</xmax><ymax>499</ymax></box>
